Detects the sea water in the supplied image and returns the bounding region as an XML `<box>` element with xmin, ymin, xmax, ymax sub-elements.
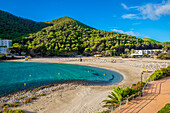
<box><xmin>0</xmin><ymin>61</ymin><xmax>123</xmax><ymax>96</ymax></box>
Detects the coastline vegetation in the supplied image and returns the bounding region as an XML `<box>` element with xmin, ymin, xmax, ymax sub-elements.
<box><xmin>146</xmin><ymin>66</ymin><xmax>170</xmax><ymax>81</ymax></box>
<box><xmin>102</xmin><ymin>81</ymin><xmax>144</xmax><ymax>109</ymax></box>
<box><xmin>101</xmin><ymin>66</ymin><xmax>170</xmax><ymax>112</ymax></box>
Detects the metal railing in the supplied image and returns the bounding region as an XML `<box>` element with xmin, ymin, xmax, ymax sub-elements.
<box><xmin>110</xmin><ymin>77</ymin><xmax>154</xmax><ymax>113</ymax></box>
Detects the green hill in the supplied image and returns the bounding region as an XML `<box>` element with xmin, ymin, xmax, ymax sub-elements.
<box><xmin>142</xmin><ymin>38</ymin><xmax>160</xmax><ymax>44</ymax></box>
<box><xmin>17</xmin><ymin>16</ymin><xmax>163</xmax><ymax>56</ymax></box>
<box><xmin>0</xmin><ymin>10</ymin><xmax>51</xmax><ymax>41</ymax></box>
<box><xmin>1</xmin><ymin>10</ymin><xmax>167</xmax><ymax>56</ymax></box>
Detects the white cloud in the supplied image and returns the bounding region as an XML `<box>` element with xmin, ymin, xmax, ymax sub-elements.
<box><xmin>121</xmin><ymin>3</ymin><xmax>129</xmax><ymax>10</ymax></box>
<box><xmin>122</xmin><ymin>14</ymin><xmax>140</xmax><ymax>19</ymax></box>
<box><xmin>121</xmin><ymin>0</ymin><xmax>170</xmax><ymax>20</ymax></box>
<box><xmin>132</xmin><ymin>22</ymin><xmax>141</xmax><ymax>25</ymax></box>
<box><xmin>111</xmin><ymin>29</ymin><xmax>149</xmax><ymax>37</ymax></box>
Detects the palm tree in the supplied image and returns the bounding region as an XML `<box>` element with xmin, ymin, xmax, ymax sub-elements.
<box><xmin>102</xmin><ymin>86</ymin><xmax>123</xmax><ymax>108</ymax></box>
<box><xmin>102</xmin><ymin>86</ymin><xmax>135</xmax><ymax>108</ymax></box>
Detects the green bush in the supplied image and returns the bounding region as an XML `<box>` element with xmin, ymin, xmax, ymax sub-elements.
<box><xmin>2</xmin><ymin>109</ymin><xmax>25</xmax><ymax>113</ymax></box>
<box><xmin>157</xmin><ymin>53</ymin><xmax>170</xmax><ymax>60</ymax></box>
<box><xmin>146</xmin><ymin>66</ymin><xmax>170</xmax><ymax>82</ymax></box>
<box><xmin>102</xmin><ymin>86</ymin><xmax>137</xmax><ymax>108</ymax></box>
<box><xmin>0</xmin><ymin>103</ymin><xmax>6</xmax><ymax>108</ymax></box>
<box><xmin>142</xmin><ymin>54</ymin><xmax>149</xmax><ymax>58</ymax></box>
<box><xmin>131</xmin><ymin>55</ymin><xmax>135</xmax><ymax>58</ymax></box>
<box><xmin>158</xmin><ymin>103</ymin><xmax>170</xmax><ymax>113</ymax></box>
<box><xmin>0</xmin><ymin>55</ymin><xmax>6</xmax><ymax>60</ymax></box>
<box><xmin>6</xmin><ymin>53</ymin><xmax>10</xmax><ymax>56</ymax></box>
<box><xmin>40</xmin><ymin>93</ymin><xmax>45</xmax><ymax>96</ymax></box>
<box><xmin>122</xmin><ymin>54</ymin><xmax>128</xmax><ymax>58</ymax></box>
<box><xmin>18</xmin><ymin>96</ymin><xmax>25</xmax><ymax>100</ymax></box>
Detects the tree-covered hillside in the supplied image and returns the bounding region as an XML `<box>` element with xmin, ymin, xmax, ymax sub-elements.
<box><xmin>0</xmin><ymin>10</ymin><xmax>51</xmax><ymax>41</ymax></box>
<box><xmin>142</xmin><ymin>38</ymin><xmax>160</xmax><ymax>44</ymax></box>
<box><xmin>13</xmin><ymin>16</ymin><xmax>163</xmax><ymax>57</ymax></box>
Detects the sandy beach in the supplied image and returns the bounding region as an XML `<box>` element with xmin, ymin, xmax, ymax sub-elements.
<box><xmin>1</xmin><ymin>57</ymin><xmax>170</xmax><ymax>113</ymax></box>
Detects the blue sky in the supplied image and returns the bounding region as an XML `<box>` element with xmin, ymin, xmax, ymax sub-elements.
<box><xmin>0</xmin><ymin>0</ymin><xmax>170</xmax><ymax>42</ymax></box>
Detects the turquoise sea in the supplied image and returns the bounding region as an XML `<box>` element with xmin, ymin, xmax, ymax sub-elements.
<box><xmin>0</xmin><ymin>61</ymin><xmax>123</xmax><ymax>96</ymax></box>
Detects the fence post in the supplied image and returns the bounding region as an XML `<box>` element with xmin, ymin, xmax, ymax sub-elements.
<box><xmin>110</xmin><ymin>106</ymin><xmax>113</xmax><ymax>113</ymax></box>
<box><xmin>126</xmin><ymin>98</ymin><xmax>129</xmax><ymax>105</ymax></box>
<box><xmin>119</xmin><ymin>102</ymin><xmax>121</xmax><ymax>109</ymax></box>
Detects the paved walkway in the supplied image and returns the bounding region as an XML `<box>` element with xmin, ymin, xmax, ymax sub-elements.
<box><xmin>114</xmin><ymin>77</ymin><xmax>170</xmax><ymax>113</ymax></box>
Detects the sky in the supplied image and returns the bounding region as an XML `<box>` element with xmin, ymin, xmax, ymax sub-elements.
<box><xmin>0</xmin><ymin>0</ymin><xmax>170</xmax><ymax>42</ymax></box>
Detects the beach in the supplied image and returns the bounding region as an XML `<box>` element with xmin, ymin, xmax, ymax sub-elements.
<box><xmin>1</xmin><ymin>57</ymin><xmax>170</xmax><ymax>113</ymax></box>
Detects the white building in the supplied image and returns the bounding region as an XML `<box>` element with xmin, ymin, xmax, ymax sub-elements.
<box><xmin>0</xmin><ymin>39</ymin><xmax>12</xmax><ymax>54</ymax></box>
<box><xmin>131</xmin><ymin>49</ymin><xmax>162</xmax><ymax>57</ymax></box>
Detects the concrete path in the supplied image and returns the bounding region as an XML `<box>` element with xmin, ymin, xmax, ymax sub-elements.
<box><xmin>114</xmin><ymin>77</ymin><xmax>170</xmax><ymax>113</ymax></box>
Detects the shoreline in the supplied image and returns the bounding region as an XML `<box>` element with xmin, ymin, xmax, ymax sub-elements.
<box><xmin>1</xmin><ymin>57</ymin><xmax>169</xmax><ymax>113</ymax></box>
<box><xmin>0</xmin><ymin>59</ymin><xmax>125</xmax><ymax>98</ymax></box>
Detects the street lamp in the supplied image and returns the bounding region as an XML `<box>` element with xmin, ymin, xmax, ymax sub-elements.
<box><xmin>140</xmin><ymin>71</ymin><xmax>143</xmax><ymax>97</ymax></box>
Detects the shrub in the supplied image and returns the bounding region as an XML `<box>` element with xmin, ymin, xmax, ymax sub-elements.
<box><xmin>24</xmin><ymin>98</ymin><xmax>30</xmax><ymax>104</ymax></box>
<box><xmin>40</xmin><ymin>93</ymin><xmax>45</xmax><ymax>96</ymax></box>
<box><xmin>0</xmin><ymin>55</ymin><xmax>6</xmax><ymax>60</ymax></box>
<box><xmin>4</xmin><ymin>104</ymin><xmax>9</xmax><ymax>108</ymax></box>
<box><xmin>122</xmin><ymin>54</ymin><xmax>128</xmax><ymax>58</ymax></box>
<box><xmin>18</xmin><ymin>96</ymin><xmax>25</xmax><ymax>100</ymax></box>
<box><xmin>158</xmin><ymin>103</ymin><xmax>170</xmax><ymax>113</ymax></box>
<box><xmin>131</xmin><ymin>55</ymin><xmax>135</xmax><ymax>58</ymax></box>
<box><xmin>0</xmin><ymin>103</ymin><xmax>6</xmax><ymax>108</ymax></box>
<box><xmin>102</xmin><ymin>86</ymin><xmax>137</xmax><ymax>108</ymax></box>
<box><xmin>6</xmin><ymin>53</ymin><xmax>10</xmax><ymax>56</ymax></box>
<box><xmin>132</xmin><ymin>84</ymin><xmax>136</xmax><ymax>86</ymax></box>
<box><xmin>157</xmin><ymin>53</ymin><xmax>170</xmax><ymax>60</ymax></box>
<box><xmin>15</xmin><ymin>101</ymin><xmax>20</xmax><ymax>104</ymax></box>
<box><xmin>11</xmin><ymin>103</ymin><xmax>19</xmax><ymax>107</ymax></box>
<box><xmin>3</xmin><ymin>107</ymin><xmax>7</xmax><ymax>112</ymax></box>
<box><xmin>142</xmin><ymin>54</ymin><xmax>149</xmax><ymax>58</ymax></box>
<box><xmin>24</xmin><ymin>96</ymin><xmax>37</xmax><ymax>104</ymax></box>
<box><xmin>29</xmin><ymin>96</ymin><xmax>36</xmax><ymax>100</ymax></box>
<box><xmin>12</xmin><ymin>109</ymin><xmax>25</xmax><ymax>113</ymax></box>
<box><xmin>146</xmin><ymin>66</ymin><xmax>170</xmax><ymax>82</ymax></box>
<box><xmin>3</xmin><ymin>109</ymin><xmax>25</xmax><ymax>113</ymax></box>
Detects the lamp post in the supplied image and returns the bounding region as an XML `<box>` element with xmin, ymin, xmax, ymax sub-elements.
<box><xmin>140</xmin><ymin>71</ymin><xmax>143</xmax><ymax>97</ymax></box>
